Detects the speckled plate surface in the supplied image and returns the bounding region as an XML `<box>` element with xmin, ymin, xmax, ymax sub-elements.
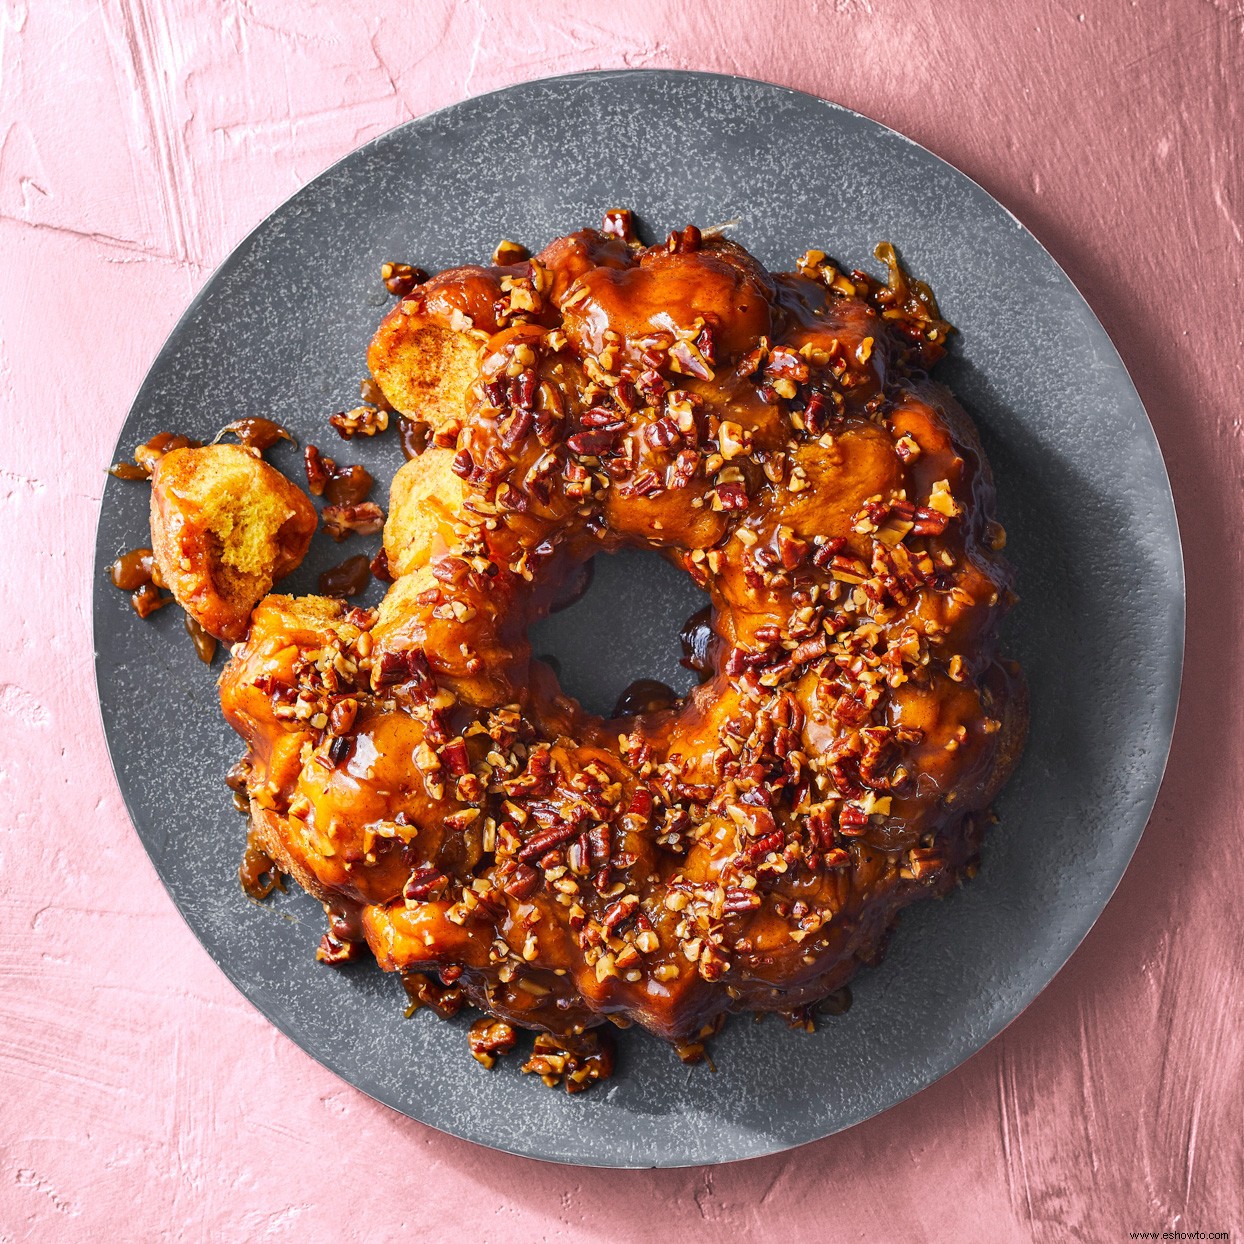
<box><xmin>93</xmin><ymin>70</ymin><xmax>1183</xmax><ymax>1168</ymax></box>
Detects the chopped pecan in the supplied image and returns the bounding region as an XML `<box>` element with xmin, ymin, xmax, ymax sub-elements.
<box><xmin>567</xmin><ymin>427</ymin><xmax>622</xmax><ymax>457</ymax></box>
<box><xmin>330</xmin><ymin>406</ymin><xmax>389</xmax><ymax>439</ymax></box>
<box><xmin>439</xmin><ymin>737</ymin><xmax>471</xmax><ymax>776</ymax></box>
<box><xmin>521</xmin><ymin>1030</ymin><xmax>615</xmax><ymax>1093</ymax></box>
<box><xmin>131</xmin><ymin>583</ymin><xmax>170</xmax><ymax>618</ymax></box>
<box><xmin>518</xmin><ymin>820</ymin><xmax>582</xmax><ymax>863</ymax></box>
<box><xmin>323</xmin><ymin>502</ymin><xmax>384</xmax><ymax>541</ymax></box>
<box><xmin>304</xmin><ymin>444</ymin><xmax>334</xmax><ymax>495</ymax></box>
<box><xmin>402</xmin><ymin>971</ymin><xmax>463</xmax><ymax>1019</ymax></box>
<box><xmin>911</xmin><ymin>506</ymin><xmax>950</xmax><ymax>536</ymax></box>
<box><xmin>403</xmin><ymin>867</ymin><xmax>448</xmax><ymax>902</ymax></box>
<box><xmin>468</xmin><ymin>1016</ymin><xmax>518</xmax><ymax>1069</ymax></box>
<box><xmin>492</xmin><ymin>239</ymin><xmax>529</xmax><ymax>265</ymax></box>
<box><xmin>838</xmin><ymin>805</ymin><xmax>870</xmax><ymax>836</ymax></box>
<box><xmin>316</xmin><ymin>932</ymin><xmax>363</xmax><ymax>965</ymax></box>
<box><xmin>666</xmin><ymin>225</ymin><xmax>701</xmax><ymax>254</ymax></box>
<box><xmin>602</xmin><ymin>208</ymin><xmax>638</xmax><ymax>242</ymax></box>
<box><xmin>502</xmin><ymin>862</ymin><xmax>542</xmax><ymax>900</ymax></box>
<box><xmin>381</xmin><ymin>261</ymin><xmax>427</xmax><ymax>297</ymax></box>
<box><xmin>369</xmin><ymin>546</ymin><xmax>395</xmax><ymax>582</ymax></box>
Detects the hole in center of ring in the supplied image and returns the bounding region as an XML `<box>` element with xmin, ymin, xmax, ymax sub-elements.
<box><xmin>527</xmin><ymin>546</ymin><xmax>710</xmax><ymax>719</ymax></box>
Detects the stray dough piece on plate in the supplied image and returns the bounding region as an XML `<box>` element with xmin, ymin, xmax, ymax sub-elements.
<box><xmin>149</xmin><ymin>443</ymin><xmax>317</xmax><ymax>642</ymax></box>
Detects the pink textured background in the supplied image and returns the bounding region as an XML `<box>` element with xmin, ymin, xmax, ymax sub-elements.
<box><xmin>2</xmin><ymin>1</ymin><xmax>1241</xmax><ymax>1239</ymax></box>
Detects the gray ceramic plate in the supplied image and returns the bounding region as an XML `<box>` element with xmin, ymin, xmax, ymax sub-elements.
<box><xmin>94</xmin><ymin>70</ymin><xmax>1183</xmax><ymax>1167</ymax></box>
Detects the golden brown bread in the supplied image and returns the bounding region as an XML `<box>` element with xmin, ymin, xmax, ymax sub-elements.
<box><xmin>150</xmin><ymin>444</ymin><xmax>317</xmax><ymax>642</ymax></box>
<box><xmin>383</xmin><ymin>452</ymin><xmax>469</xmax><ymax>577</ymax></box>
<box><xmin>220</xmin><ymin>220</ymin><xmax>1028</xmax><ymax>1060</ymax></box>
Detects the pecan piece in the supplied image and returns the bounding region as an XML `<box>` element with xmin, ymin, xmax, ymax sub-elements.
<box><xmin>838</xmin><ymin>805</ymin><xmax>870</xmax><ymax>836</ymax></box>
<box><xmin>666</xmin><ymin>225</ymin><xmax>702</xmax><ymax>254</ymax></box>
<box><xmin>521</xmin><ymin>1031</ymin><xmax>615</xmax><ymax>1093</ymax></box>
<box><xmin>502</xmin><ymin>862</ymin><xmax>542</xmax><ymax>900</ymax></box>
<box><xmin>713</xmin><ymin>481</ymin><xmax>749</xmax><ymax>511</ymax></box>
<box><xmin>304</xmin><ymin>444</ymin><xmax>334</xmax><ymax>495</ymax></box>
<box><xmin>323</xmin><ymin>502</ymin><xmax>384</xmax><ymax>541</ymax></box>
<box><xmin>644</xmin><ymin>415</ymin><xmax>680</xmax><ymax>449</ymax></box>
<box><xmin>667</xmin><ymin>338</ymin><xmax>715</xmax><ymax>381</ymax></box>
<box><xmin>369</xmin><ymin>546</ymin><xmax>395</xmax><ymax>582</ymax></box>
<box><xmin>911</xmin><ymin>506</ymin><xmax>950</xmax><ymax>536</ymax></box>
<box><xmin>439</xmin><ymin>737</ymin><xmax>471</xmax><ymax>777</ymax></box>
<box><xmin>468</xmin><ymin>1016</ymin><xmax>518</xmax><ymax>1069</ymax></box>
<box><xmin>316</xmin><ymin>932</ymin><xmax>363</xmax><ymax>965</ymax></box>
<box><xmin>381</xmin><ymin>261</ymin><xmax>427</xmax><ymax>297</ymax></box>
<box><xmin>492</xmin><ymin>239</ymin><xmax>529</xmax><ymax>265</ymax></box>
<box><xmin>601</xmin><ymin>894</ymin><xmax>639</xmax><ymax>936</ymax></box>
<box><xmin>518</xmin><ymin>820</ymin><xmax>582</xmax><ymax>863</ymax></box>
<box><xmin>131</xmin><ymin>582</ymin><xmax>170</xmax><ymax>618</ymax></box>
<box><xmin>403</xmin><ymin>867</ymin><xmax>448</xmax><ymax>902</ymax></box>
<box><xmin>510</xmin><ymin>369</ymin><xmax>538</xmax><ymax>410</ymax></box>
<box><xmin>602</xmin><ymin>208</ymin><xmax>638</xmax><ymax>243</ymax></box>
<box><xmin>567</xmin><ymin>427</ymin><xmax>621</xmax><ymax>457</ymax></box>
<box><xmin>330</xmin><ymin>406</ymin><xmax>389</xmax><ymax>439</ymax></box>
<box><xmin>402</xmin><ymin>971</ymin><xmax>463</xmax><ymax>1019</ymax></box>
<box><xmin>328</xmin><ymin>697</ymin><xmax>358</xmax><ymax>735</ymax></box>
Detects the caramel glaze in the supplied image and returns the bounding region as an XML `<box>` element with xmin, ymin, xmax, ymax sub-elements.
<box><xmin>221</xmin><ymin>222</ymin><xmax>1027</xmax><ymax>1049</ymax></box>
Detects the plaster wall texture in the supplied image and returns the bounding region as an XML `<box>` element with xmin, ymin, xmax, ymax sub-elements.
<box><xmin>0</xmin><ymin>1</ymin><xmax>1241</xmax><ymax>1240</ymax></box>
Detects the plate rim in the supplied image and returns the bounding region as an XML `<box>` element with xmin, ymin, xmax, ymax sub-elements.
<box><xmin>92</xmin><ymin>67</ymin><xmax>1186</xmax><ymax>1168</ymax></box>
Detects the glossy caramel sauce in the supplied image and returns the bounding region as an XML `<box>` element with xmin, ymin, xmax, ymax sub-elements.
<box><xmin>108</xmin><ymin>546</ymin><xmax>172</xmax><ymax>619</ymax></box>
<box><xmin>109</xmin><ymin>547</ymin><xmax>158</xmax><ymax>592</ymax></box>
<box><xmin>324</xmin><ymin>465</ymin><xmax>373</xmax><ymax>507</ymax></box>
<box><xmin>219</xmin><ymin>218</ymin><xmax>1027</xmax><ymax>1059</ymax></box>
<box><xmin>184</xmin><ymin>610</ymin><xmax>218</xmax><ymax>663</ymax></box>
<box><xmin>216</xmin><ymin>416</ymin><xmax>294</xmax><ymax>452</ymax></box>
<box><xmin>397</xmin><ymin>415</ymin><xmax>430</xmax><ymax>460</ymax></box>
<box><xmin>318</xmin><ymin>554</ymin><xmax>372</xmax><ymax>598</ymax></box>
<box><xmin>109</xmin><ymin>431</ymin><xmax>201</xmax><ymax>481</ymax></box>
<box><xmin>612</xmin><ymin>678</ymin><xmax>679</xmax><ymax>717</ymax></box>
<box><xmin>679</xmin><ymin>604</ymin><xmax>718</xmax><ymax>680</ymax></box>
